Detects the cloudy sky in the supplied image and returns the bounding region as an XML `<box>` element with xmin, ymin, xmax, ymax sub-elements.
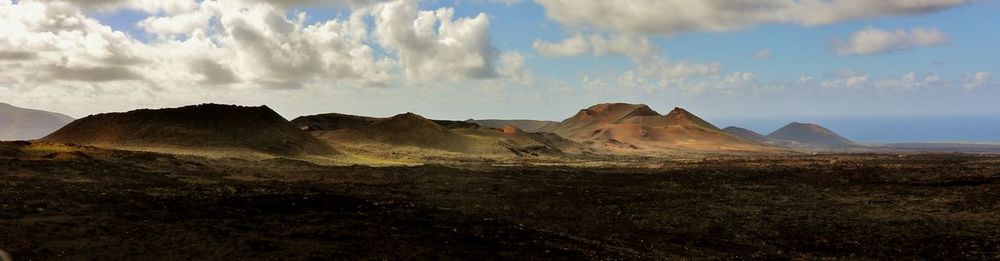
<box><xmin>1</xmin><ymin>0</ymin><xmax>998</xmax><ymax>122</ymax></box>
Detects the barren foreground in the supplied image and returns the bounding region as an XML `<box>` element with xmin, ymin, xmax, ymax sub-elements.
<box><xmin>2</xmin><ymin>146</ymin><xmax>999</xmax><ymax>259</ymax></box>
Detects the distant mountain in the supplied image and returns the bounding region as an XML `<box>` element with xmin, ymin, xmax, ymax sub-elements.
<box><xmin>723</xmin><ymin>126</ymin><xmax>769</xmax><ymax>143</ymax></box>
<box><xmin>0</xmin><ymin>102</ymin><xmax>74</xmax><ymax>141</ymax></box>
<box><xmin>546</xmin><ymin>103</ymin><xmax>762</xmax><ymax>152</ymax></box>
<box><xmin>292</xmin><ymin>112</ymin><xmax>584</xmax><ymax>155</ymax></box>
<box><xmin>466</xmin><ymin>119</ymin><xmax>559</xmax><ymax>132</ymax></box>
<box><xmin>767</xmin><ymin>122</ymin><xmax>856</xmax><ymax>149</ymax></box>
<box><xmin>42</xmin><ymin>104</ymin><xmax>335</xmax><ymax>156</ymax></box>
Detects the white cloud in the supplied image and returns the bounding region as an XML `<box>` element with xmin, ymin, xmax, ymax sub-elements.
<box><xmin>534</xmin><ymin>33</ymin><xmax>719</xmax><ymax>81</ymax></box>
<box><xmin>819</xmin><ymin>71</ymin><xmax>993</xmax><ymax>92</ymax></box>
<box><xmin>833</xmin><ymin>26</ymin><xmax>949</xmax><ymax>55</ymax></box>
<box><xmin>0</xmin><ymin>0</ymin><xmax>533</xmax><ymax>117</ymax></box>
<box><xmin>633</xmin><ymin>55</ymin><xmax>721</xmax><ymax>80</ymax></box>
<box><xmin>534</xmin><ymin>0</ymin><xmax>965</xmax><ymax>36</ymax></box>
<box><xmin>497</xmin><ymin>51</ymin><xmax>534</xmax><ymax>85</ymax></box>
<box><xmin>46</xmin><ymin>0</ymin><xmax>374</xmax><ymax>12</ymax></box>
<box><xmin>372</xmin><ymin>0</ymin><xmax>499</xmax><ymax>82</ymax></box>
<box><xmin>752</xmin><ymin>49</ymin><xmax>773</xmax><ymax>60</ymax></box>
<box><xmin>29</xmin><ymin>0</ymin><xmax>199</xmax><ymax>14</ymax></box>
<box><xmin>533</xmin><ymin>33</ymin><xmax>656</xmax><ymax>57</ymax></box>
<box><xmin>0</xmin><ymin>0</ymin><xmax>154</xmax><ymax>84</ymax></box>
<box><xmin>1</xmin><ymin>0</ymin><xmax>526</xmax><ymax>92</ymax></box>
<box><xmin>964</xmin><ymin>72</ymin><xmax>991</xmax><ymax>89</ymax></box>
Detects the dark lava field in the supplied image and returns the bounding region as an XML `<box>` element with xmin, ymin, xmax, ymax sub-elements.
<box><xmin>2</xmin><ymin>144</ymin><xmax>1000</xmax><ymax>259</ymax></box>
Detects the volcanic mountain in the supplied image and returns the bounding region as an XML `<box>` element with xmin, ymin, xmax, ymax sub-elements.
<box><xmin>546</xmin><ymin>103</ymin><xmax>760</xmax><ymax>152</ymax></box>
<box><xmin>767</xmin><ymin>122</ymin><xmax>856</xmax><ymax>149</ymax></box>
<box><xmin>466</xmin><ymin>119</ymin><xmax>559</xmax><ymax>132</ymax></box>
<box><xmin>1</xmin><ymin>102</ymin><xmax>74</xmax><ymax>141</ymax></box>
<box><xmin>42</xmin><ymin>104</ymin><xmax>335</xmax><ymax>156</ymax></box>
<box><xmin>292</xmin><ymin>112</ymin><xmax>586</xmax><ymax>155</ymax></box>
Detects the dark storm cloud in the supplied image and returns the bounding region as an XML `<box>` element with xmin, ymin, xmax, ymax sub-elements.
<box><xmin>47</xmin><ymin>65</ymin><xmax>144</xmax><ymax>82</ymax></box>
<box><xmin>0</xmin><ymin>51</ymin><xmax>37</xmax><ymax>61</ymax></box>
<box><xmin>191</xmin><ymin>59</ymin><xmax>241</xmax><ymax>85</ymax></box>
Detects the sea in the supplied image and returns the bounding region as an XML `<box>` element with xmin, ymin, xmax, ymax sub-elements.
<box><xmin>711</xmin><ymin>115</ymin><xmax>1000</xmax><ymax>143</ymax></box>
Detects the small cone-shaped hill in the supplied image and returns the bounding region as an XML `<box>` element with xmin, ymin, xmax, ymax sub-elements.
<box><xmin>767</xmin><ymin>122</ymin><xmax>856</xmax><ymax>148</ymax></box>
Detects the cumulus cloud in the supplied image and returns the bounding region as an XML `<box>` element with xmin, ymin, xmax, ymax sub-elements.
<box><xmin>534</xmin><ymin>33</ymin><xmax>720</xmax><ymax>83</ymax></box>
<box><xmin>372</xmin><ymin>0</ymin><xmax>500</xmax><ymax>82</ymax></box>
<box><xmin>42</xmin><ymin>0</ymin><xmax>200</xmax><ymax>14</ymax></box>
<box><xmin>0</xmin><ymin>0</ymin><xmax>536</xmax><ymax>117</ymax></box>
<box><xmin>0</xmin><ymin>0</ymin><xmax>154</xmax><ymax>85</ymax></box>
<box><xmin>2</xmin><ymin>0</ymin><xmax>527</xmax><ymax>92</ymax></box>
<box><xmin>534</xmin><ymin>0</ymin><xmax>966</xmax><ymax>35</ymax></box>
<box><xmin>45</xmin><ymin>0</ymin><xmax>374</xmax><ymax>12</ymax></box>
<box><xmin>497</xmin><ymin>51</ymin><xmax>534</xmax><ymax>85</ymax></box>
<box><xmin>833</xmin><ymin>27</ymin><xmax>949</xmax><ymax>55</ymax></box>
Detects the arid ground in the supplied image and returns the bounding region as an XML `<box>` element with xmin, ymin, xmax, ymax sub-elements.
<box><xmin>2</xmin><ymin>144</ymin><xmax>999</xmax><ymax>259</ymax></box>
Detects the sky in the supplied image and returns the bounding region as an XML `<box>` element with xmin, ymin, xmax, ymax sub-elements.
<box><xmin>1</xmin><ymin>0</ymin><xmax>998</xmax><ymax>132</ymax></box>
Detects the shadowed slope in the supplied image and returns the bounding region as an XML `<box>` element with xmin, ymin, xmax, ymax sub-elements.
<box><xmin>723</xmin><ymin>126</ymin><xmax>770</xmax><ymax>143</ymax></box>
<box><xmin>767</xmin><ymin>122</ymin><xmax>856</xmax><ymax>148</ymax></box>
<box><xmin>293</xmin><ymin>112</ymin><xmax>476</xmax><ymax>152</ymax></box>
<box><xmin>467</xmin><ymin>119</ymin><xmax>560</xmax><ymax>132</ymax></box>
<box><xmin>293</xmin><ymin>112</ymin><xmax>587</xmax><ymax>155</ymax></box>
<box><xmin>42</xmin><ymin>104</ymin><xmax>335</xmax><ymax>156</ymax></box>
<box><xmin>0</xmin><ymin>102</ymin><xmax>74</xmax><ymax>141</ymax></box>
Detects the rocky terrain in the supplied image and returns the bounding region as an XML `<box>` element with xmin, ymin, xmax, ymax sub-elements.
<box><xmin>1</xmin><ymin>142</ymin><xmax>999</xmax><ymax>259</ymax></box>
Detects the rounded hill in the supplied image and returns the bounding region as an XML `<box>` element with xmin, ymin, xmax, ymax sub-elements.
<box><xmin>42</xmin><ymin>104</ymin><xmax>335</xmax><ymax>156</ymax></box>
<box><xmin>767</xmin><ymin>122</ymin><xmax>855</xmax><ymax>148</ymax></box>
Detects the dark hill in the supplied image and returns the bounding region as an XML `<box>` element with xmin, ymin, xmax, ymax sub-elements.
<box><xmin>292</xmin><ymin>112</ymin><xmax>475</xmax><ymax>152</ymax></box>
<box><xmin>767</xmin><ymin>122</ymin><xmax>856</xmax><ymax>148</ymax></box>
<box><xmin>465</xmin><ymin>119</ymin><xmax>558</xmax><ymax>132</ymax></box>
<box><xmin>41</xmin><ymin>104</ymin><xmax>335</xmax><ymax>156</ymax></box>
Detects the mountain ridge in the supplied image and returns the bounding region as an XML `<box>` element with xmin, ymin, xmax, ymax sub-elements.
<box><xmin>1</xmin><ymin>102</ymin><xmax>75</xmax><ymax>141</ymax></box>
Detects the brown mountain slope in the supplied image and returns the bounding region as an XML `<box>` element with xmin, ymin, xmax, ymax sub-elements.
<box><xmin>42</xmin><ymin>104</ymin><xmax>335</xmax><ymax>156</ymax></box>
<box><xmin>467</xmin><ymin>119</ymin><xmax>560</xmax><ymax>132</ymax></box>
<box><xmin>548</xmin><ymin>103</ymin><xmax>763</xmax><ymax>152</ymax></box>
<box><xmin>767</xmin><ymin>122</ymin><xmax>856</xmax><ymax>148</ymax></box>
<box><xmin>546</xmin><ymin>103</ymin><xmax>658</xmax><ymax>138</ymax></box>
<box><xmin>1</xmin><ymin>102</ymin><xmax>74</xmax><ymax>141</ymax></box>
